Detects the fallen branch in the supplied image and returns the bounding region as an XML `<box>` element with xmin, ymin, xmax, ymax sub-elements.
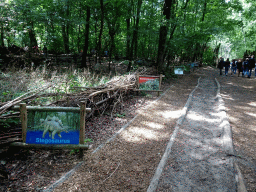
<box><xmin>89</xmin><ymin>84</ymin><xmax>134</xmax><ymax>98</ymax></box>
<box><xmin>0</xmin><ymin>83</ymin><xmax>52</xmax><ymax>111</ymax></box>
<box><xmin>0</xmin><ymin>84</ymin><xmax>54</xmax><ymax>115</ymax></box>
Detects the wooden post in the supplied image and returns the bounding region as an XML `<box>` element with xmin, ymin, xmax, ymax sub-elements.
<box><xmin>137</xmin><ymin>74</ymin><xmax>140</xmax><ymax>96</ymax></box>
<box><xmin>20</xmin><ymin>103</ymin><xmax>27</xmax><ymax>143</ymax></box>
<box><xmin>158</xmin><ymin>74</ymin><xmax>163</xmax><ymax>96</ymax></box>
<box><xmin>67</xmin><ymin>97</ymin><xmax>70</xmax><ymax>106</ymax></box>
<box><xmin>79</xmin><ymin>100</ymin><xmax>87</xmax><ymax>158</ymax></box>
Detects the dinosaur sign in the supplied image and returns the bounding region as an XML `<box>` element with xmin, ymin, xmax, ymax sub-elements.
<box><xmin>26</xmin><ymin>112</ymin><xmax>80</xmax><ymax>145</ymax></box>
<box><xmin>40</xmin><ymin>116</ymin><xmax>68</xmax><ymax>139</ymax></box>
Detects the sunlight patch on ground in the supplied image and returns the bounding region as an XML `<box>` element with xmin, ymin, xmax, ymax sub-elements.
<box><xmin>179</xmin><ymin>129</ymin><xmax>197</xmax><ymax>137</ymax></box>
<box><xmin>120</xmin><ymin>126</ymin><xmax>163</xmax><ymax>143</ymax></box>
<box><xmin>142</xmin><ymin>122</ymin><xmax>164</xmax><ymax>129</ymax></box>
<box><xmin>219</xmin><ymin>118</ymin><xmax>230</xmax><ymax>128</ymax></box>
<box><xmin>186</xmin><ymin>113</ymin><xmax>203</xmax><ymax>121</ymax></box>
<box><xmin>245</xmin><ymin>112</ymin><xmax>256</xmax><ymax>118</ymax></box>
<box><xmin>187</xmin><ymin>111</ymin><xmax>220</xmax><ymax>123</ymax></box>
<box><xmin>160</xmin><ymin>110</ymin><xmax>183</xmax><ymax>119</ymax></box>
<box><xmin>234</xmin><ymin>106</ymin><xmax>253</xmax><ymax>111</ymax></box>
<box><xmin>242</xmin><ymin>85</ymin><xmax>254</xmax><ymax>89</ymax></box>
<box><xmin>228</xmin><ymin>116</ymin><xmax>239</xmax><ymax>123</ymax></box>
<box><xmin>248</xmin><ymin>102</ymin><xmax>256</xmax><ymax>107</ymax></box>
<box><xmin>247</xmin><ymin>125</ymin><xmax>256</xmax><ymax>132</ymax></box>
<box><xmin>220</xmin><ymin>94</ymin><xmax>235</xmax><ymax>101</ymax></box>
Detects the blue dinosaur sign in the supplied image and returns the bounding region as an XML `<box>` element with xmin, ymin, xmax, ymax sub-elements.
<box><xmin>26</xmin><ymin>112</ymin><xmax>80</xmax><ymax>145</ymax></box>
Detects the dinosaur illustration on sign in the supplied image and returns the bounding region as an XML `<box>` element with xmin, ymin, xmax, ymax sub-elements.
<box><xmin>39</xmin><ymin>116</ymin><xmax>68</xmax><ymax>139</ymax></box>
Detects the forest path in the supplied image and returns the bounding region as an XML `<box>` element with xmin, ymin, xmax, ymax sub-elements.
<box><xmin>152</xmin><ymin>72</ymin><xmax>237</xmax><ymax>191</ymax></box>
<box><xmin>51</xmin><ymin>67</ymin><xmax>254</xmax><ymax>192</ymax></box>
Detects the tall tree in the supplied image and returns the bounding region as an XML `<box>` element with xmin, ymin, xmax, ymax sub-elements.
<box><xmin>157</xmin><ymin>0</ymin><xmax>174</xmax><ymax>72</ymax></box>
<box><xmin>126</xmin><ymin>0</ymin><xmax>132</xmax><ymax>60</ymax></box>
<box><xmin>60</xmin><ymin>0</ymin><xmax>70</xmax><ymax>54</ymax></box>
<box><xmin>81</xmin><ymin>4</ymin><xmax>90</xmax><ymax>68</ymax></box>
<box><xmin>96</xmin><ymin>0</ymin><xmax>104</xmax><ymax>63</ymax></box>
<box><xmin>105</xmin><ymin>1</ymin><xmax>123</xmax><ymax>71</ymax></box>
<box><xmin>127</xmin><ymin>0</ymin><xmax>143</xmax><ymax>72</ymax></box>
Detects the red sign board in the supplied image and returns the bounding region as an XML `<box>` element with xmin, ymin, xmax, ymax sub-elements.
<box><xmin>139</xmin><ymin>76</ymin><xmax>159</xmax><ymax>84</ymax></box>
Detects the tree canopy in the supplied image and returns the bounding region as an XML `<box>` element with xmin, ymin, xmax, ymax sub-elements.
<box><xmin>0</xmin><ymin>0</ymin><xmax>255</xmax><ymax>71</ymax></box>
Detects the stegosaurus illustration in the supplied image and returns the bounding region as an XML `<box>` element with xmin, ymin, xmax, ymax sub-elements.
<box><xmin>39</xmin><ymin>116</ymin><xmax>68</xmax><ymax>139</ymax></box>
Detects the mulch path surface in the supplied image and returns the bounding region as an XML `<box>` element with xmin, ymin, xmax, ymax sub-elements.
<box><xmin>52</xmin><ymin>71</ymin><xmax>201</xmax><ymax>191</ymax></box>
<box><xmin>156</xmin><ymin>68</ymin><xmax>236</xmax><ymax>191</ymax></box>
<box><xmin>217</xmin><ymin>70</ymin><xmax>256</xmax><ymax>192</ymax></box>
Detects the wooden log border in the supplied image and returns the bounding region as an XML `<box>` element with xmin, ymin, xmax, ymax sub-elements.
<box><xmin>12</xmin><ymin>102</ymin><xmax>91</xmax><ymax>158</ymax></box>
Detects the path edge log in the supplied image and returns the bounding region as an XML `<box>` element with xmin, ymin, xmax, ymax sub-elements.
<box><xmin>79</xmin><ymin>100</ymin><xmax>87</xmax><ymax>158</ymax></box>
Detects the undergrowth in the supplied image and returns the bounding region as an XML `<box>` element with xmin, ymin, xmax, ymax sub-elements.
<box><xmin>0</xmin><ymin>65</ymin><xmax>111</xmax><ymax>105</ymax></box>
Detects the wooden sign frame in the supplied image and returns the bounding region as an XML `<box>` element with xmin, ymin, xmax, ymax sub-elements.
<box><xmin>12</xmin><ymin>102</ymin><xmax>91</xmax><ymax>158</ymax></box>
<box><xmin>134</xmin><ymin>74</ymin><xmax>164</xmax><ymax>96</ymax></box>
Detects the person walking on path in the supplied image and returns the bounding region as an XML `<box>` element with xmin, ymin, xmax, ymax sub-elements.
<box><xmin>237</xmin><ymin>59</ymin><xmax>243</xmax><ymax>77</ymax></box>
<box><xmin>248</xmin><ymin>56</ymin><xmax>254</xmax><ymax>78</ymax></box>
<box><xmin>248</xmin><ymin>55</ymin><xmax>256</xmax><ymax>77</ymax></box>
<box><xmin>224</xmin><ymin>58</ymin><xmax>230</xmax><ymax>76</ymax></box>
<box><xmin>231</xmin><ymin>59</ymin><xmax>237</xmax><ymax>76</ymax></box>
<box><xmin>218</xmin><ymin>57</ymin><xmax>224</xmax><ymax>75</ymax></box>
<box><xmin>243</xmin><ymin>58</ymin><xmax>250</xmax><ymax>78</ymax></box>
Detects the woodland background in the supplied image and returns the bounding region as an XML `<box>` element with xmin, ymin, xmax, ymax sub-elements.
<box><xmin>0</xmin><ymin>0</ymin><xmax>255</xmax><ymax>73</ymax></box>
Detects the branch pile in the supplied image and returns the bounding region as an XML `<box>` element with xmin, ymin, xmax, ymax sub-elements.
<box><xmin>0</xmin><ymin>68</ymin><xmax>148</xmax><ymax>121</ymax></box>
<box><xmin>66</xmin><ymin>72</ymin><xmax>141</xmax><ymax>119</ymax></box>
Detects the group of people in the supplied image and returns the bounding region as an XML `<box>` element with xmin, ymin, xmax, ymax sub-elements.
<box><xmin>218</xmin><ymin>55</ymin><xmax>256</xmax><ymax>78</ymax></box>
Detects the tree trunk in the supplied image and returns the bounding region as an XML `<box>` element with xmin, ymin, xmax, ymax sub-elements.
<box><xmin>214</xmin><ymin>43</ymin><xmax>221</xmax><ymax>67</ymax></box>
<box><xmin>81</xmin><ymin>5</ymin><xmax>90</xmax><ymax>68</ymax></box>
<box><xmin>157</xmin><ymin>25</ymin><xmax>168</xmax><ymax>72</ymax></box>
<box><xmin>133</xmin><ymin>0</ymin><xmax>142</xmax><ymax>59</ymax></box>
<box><xmin>62</xmin><ymin>0</ymin><xmax>70</xmax><ymax>54</ymax></box>
<box><xmin>97</xmin><ymin>0</ymin><xmax>104</xmax><ymax>64</ymax></box>
<box><xmin>0</xmin><ymin>21</ymin><xmax>4</xmax><ymax>47</ymax></box>
<box><xmin>202</xmin><ymin>0</ymin><xmax>207</xmax><ymax>22</ymax></box>
<box><xmin>28</xmin><ymin>21</ymin><xmax>38</xmax><ymax>49</ymax></box>
<box><xmin>77</xmin><ymin>2</ymin><xmax>82</xmax><ymax>53</ymax></box>
<box><xmin>126</xmin><ymin>2</ymin><xmax>132</xmax><ymax>60</ymax></box>
<box><xmin>156</xmin><ymin>0</ymin><xmax>173</xmax><ymax>72</ymax></box>
<box><xmin>62</xmin><ymin>25</ymin><xmax>69</xmax><ymax>54</ymax></box>
<box><xmin>66</xmin><ymin>2</ymin><xmax>70</xmax><ymax>54</ymax></box>
<box><xmin>127</xmin><ymin>0</ymin><xmax>142</xmax><ymax>72</ymax></box>
<box><xmin>108</xmin><ymin>33</ymin><xmax>115</xmax><ymax>72</ymax></box>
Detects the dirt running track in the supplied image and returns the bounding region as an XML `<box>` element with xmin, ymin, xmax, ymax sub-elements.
<box><xmin>50</xmin><ymin>67</ymin><xmax>255</xmax><ymax>192</ymax></box>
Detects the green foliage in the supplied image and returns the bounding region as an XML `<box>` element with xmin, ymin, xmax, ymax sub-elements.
<box><xmin>69</xmin><ymin>149</ymin><xmax>79</xmax><ymax>155</ymax></box>
<box><xmin>69</xmin><ymin>138</ymin><xmax>93</xmax><ymax>155</ymax></box>
<box><xmin>182</xmin><ymin>65</ymin><xmax>190</xmax><ymax>72</ymax></box>
<box><xmin>0</xmin><ymin>117</ymin><xmax>20</xmax><ymax>128</ymax></box>
<box><xmin>164</xmin><ymin>70</ymin><xmax>177</xmax><ymax>79</ymax></box>
<box><xmin>140</xmin><ymin>91</ymin><xmax>147</xmax><ymax>96</ymax></box>
<box><xmin>116</xmin><ymin>113</ymin><xmax>125</xmax><ymax>118</ymax></box>
<box><xmin>84</xmin><ymin>138</ymin><xmax>93</xmax><ymax>143</ymax></box>
<box><xmin>202</xmin><ymin>48</ymin><xmax>216</xmax><ymax>66</ymax></box>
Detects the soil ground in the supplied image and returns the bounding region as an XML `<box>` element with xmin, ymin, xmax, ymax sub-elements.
<box><xmin>1</xmin><ymin>66</ymin><xmax>256</xmax><ymax>191</ymax></box>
